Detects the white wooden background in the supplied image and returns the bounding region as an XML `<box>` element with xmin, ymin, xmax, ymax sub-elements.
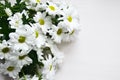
<box><xmin>0</xmin><ymin>0</ymin><xmax>120</xmax><ymax>80</ymax></box>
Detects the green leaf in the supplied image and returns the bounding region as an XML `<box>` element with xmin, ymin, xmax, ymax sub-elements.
<box><xmin>19</xmin><ymin>50</ymin><xmax>44</xmax><ymax>78</ymax></box>
<box><xmin>0</xmin><ymin>3</ymin><xmax>7</xmax><ymax>17</ymax></box>
<box><xmin>0</xmin><ymin>16</ymin><xmax>15</xmax><ymax>41</ymax></box>
<box><xmin>28</xmin><ymin>50</ymin><xmax>38</xmax><ymax>64</ymax></box>
<box><xmin>22</xmin><ymin>14</ymin><xmax>35</xmax><ymax>24</ymax></box>
<box><xmin>28</xmin><ymin>9</ymin><xmax>36</xmax><ymax>18</ymax></box>
<box><xmin>5</xmin><ymin>0</ymin><xmax>11</xmax><ymax>8</ymax></box>
<box><xmin>51</xmin><ymin>15</ymin><xmax>63</xmax><ymax>26</ymax></box>
<box><xmin>42</xmin><ymin>47</ymin><xmax>54</xmax><ymax>59</ymax></box>
<box><xmin>11</xmin><ymin>2</ymin><xmax>27</xmax><ymax>13</ymax></box>
<box><xmin>19</xmin><ymin>63</ymin><xmax>37</xmax><ymax>77</ymax></box>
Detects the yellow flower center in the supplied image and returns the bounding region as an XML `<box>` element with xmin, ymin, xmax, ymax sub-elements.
<box><xmin>49</xmin><ymin>6</ymin><xmax>55</xmax><ymax>11</ymax></box>
<box><xmin>57</xmin><ymin>28</ymin><xmax>63</xmax><ymax>35</ymax></box>
<box><xmin>70</xmin><ymin>30</ymin><xmax>75</xmax><ymax>35</ymax></box>
<box><xmin>39</xmin><ymin>19</ymin><xmax>45</xmax><ymax>25</ymax></box>
<box><xmin>19</xmin><ymin>55</ymin><xmax>26</xmax><ymax>60</ymax></box>
<box><xmin>15</xmin><ymin>21</ymin><xmax>19</xmax><ymax>26</ymax></box>
<box><xmin>2</xmin><ymin>47</ymin><xmax>10</xmax><ymax>53</ymax></box>
<box><xmin>7</xmin><ymin>66</ymin><xmax>14</xmax><ymax>72</ymax></box>
<box><xmin>15</xmin><ymin>21</ymin><xmax>19</xmax><ymax>24</ymax></box>
<box><xmin>49</xmin><ymin>64</ymin><xmax>52</xmax><ymax>71</ymax></box>
<box><xmin>36</xmin><ymin>0</ymin><xmax>41</xmax><ymax>3</ymax></box>
<box><xmin>35</xmin><ymin>31</ymin><xmax>39</xmax><ymax>38</ymax></box>
<box><xmin>18</xmin><ymin>36</ymin><xmax>26</xmax><ymax>43</ymax></box>
<box><xmin>67</xmin><ymin>16</ymin><xmax>72</xmax><ymax>22</ymax></box>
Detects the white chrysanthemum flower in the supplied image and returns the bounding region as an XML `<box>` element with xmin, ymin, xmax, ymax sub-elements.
<box><xmin>44</xmin><ymin>43</ymin><xmax>64</xmax><ymax>64</ymax></box>
<box><xmin>8</xmin><ymin>13</ymin><xmax>23</xmax><ymax>29</ymax></box>
<box><xmin>9</xmin><ymin>25</ymin><xmax>35</xmax><ymax>51</ymax></box>
<box><xmin>30</xmin><ymin>23</ymin><xmax>46</xmax><ymax>48</ymax></box>
<box><xmin>46</xmin><ymin>1</ymin><xmax>62</xmax><ymax>16</ymax></box>
<box><xmin>35</xmin><ymin>3</ymin><xmax>47</xmax><ymax>11</ymax></box>
<box><xmin>59</xmin><ymin>7</ymin><xmax>80</xmax><ymax>32</ymax></box>
<box><xmin>0</xmin><ymin>62</ymin><xmax>20</xmax><ymax>79</ymax></box>
<box><xmin>48</xmin><ymin>44</ymin><xmax>64</xmax><ymax>64</ymax></box>
<box><xmin>9</xmin><ymin>51</ymin><xmax>32</xmax><ymax>68</ymax></box>
<box><xmin>4</xmin><ymin>8</ymin><xmax>12</xmax><ymax>16</ymax></box>
<box><xmin>0</xmin><ymin>40</ymin><xmax>12</xmax><ymax>59</ymax></box>
<box><xmin>33</xmin><ymin>12</ymin><xmax>52</xmax><ymax>34</ymax></box>
<box><xmin>48</xmin><ymin>25</ymin><xmax>66</xmax><ymax>43</ymax></box>
<box><xmin>58</xmin><ymin>21</ymin><xmax>80</xmax><ymax>42</ymax></box>
<box><xmin>42</xmin><ymin>55</ymin><xmax>56</xmax><ymax>80</ymax></box>
<box><xmin>55</xmin><ymin>7</ymin><xmax>80</xmax><ymax>42</ymax></box>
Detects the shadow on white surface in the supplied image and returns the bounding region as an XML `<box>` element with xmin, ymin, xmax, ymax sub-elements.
<box><xmin>55</xmin><ymin>0</ymin><xmax>120</xmax><ymax>80</ymax></box>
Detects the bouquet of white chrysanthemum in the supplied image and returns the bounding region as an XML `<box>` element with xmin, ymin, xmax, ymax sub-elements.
<box><xmin>0</xmin><ymin>0</ymin><xmax>80</xmax><ymax>80</ymax></box>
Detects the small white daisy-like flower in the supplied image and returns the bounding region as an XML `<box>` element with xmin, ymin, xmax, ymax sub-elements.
<box><xmin>0</xmin><ymin>40</ymin><xmax>12</xmax><ymax>59</ymax></box>
<box><xmin>9</xmin><ymin>25</ymin><xmax>35</xmax><ymax>51</ymax></box>
<box><xmin>0</xmin><ymin>62</ymin><xmax>21</xmax><ymax>79</ymax></box>
<box><xmin>4</xmin><ymin>8</ymin><xmax>12</xmax><ymax>16</ymax></box>
<box><xmin>9</xmin><ymin>52</ymin><xmax>32</xmax><ymax>68</ymax></box>
<box><xmin>57</xmin><ymin>6</ymin><xmax>80</xmax><ymax>42</ymax></box>
<box><xmin>49</xmin><ymin>25</ymin><xmax>66</xmax><ymax>43</ymax></box>
<box><xmin>30</xmin><ymin>23</ymin><xmax>46</xmax><ymax>48</ymax></box>
<box><xmin>47</xmin><ymin>44</ymin><xmax>64</xmax><ymax>64</ymax></box>
<box><xmin>35</xmin><ymin>3</ymin><xmax>47</xmax><ymax>11</ymax></box>
<box><xmin>43</xmin><ymin>42</ymin><xmax>64</xmax><ymax>65</ymax></box>
<box><xmin>42</xmin><ymin>55</ymin><xmax>56</xmax><ymax>80</ymax></box>
<box><xmin>33</xmin><ymin>12</ymin><xmax>52</xmax><ymax>34</ymax></box>
<box><xmin>46</xmin><ymin>1</ymin><xmax>61</xmax><ymax>16</ymax></box>
<box><xmin>59</xmin><ymin>7</ymin><xmax>80</xmax><ymax>32</ymax></box>
<box><xmin>8</xmin><ymin>12</ymin><xmax>23</xmax><ymax>29</ymax></box>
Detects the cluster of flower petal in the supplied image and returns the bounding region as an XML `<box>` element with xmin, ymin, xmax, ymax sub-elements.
<box><xmin>0</xmin><ymin>0</ymin><xmax>80</xmax><ymax>80</ymax></box>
